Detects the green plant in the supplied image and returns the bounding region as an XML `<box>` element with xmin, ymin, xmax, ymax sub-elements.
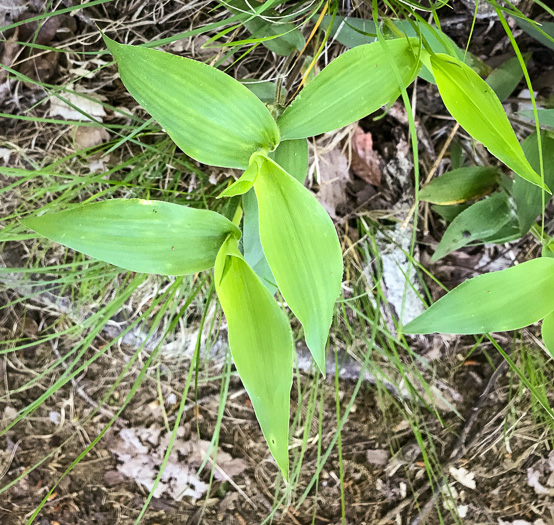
<box><xmin>20</xmin><ymin>20</ymin><xmax>548</xmax><ymax>479</ymax></box>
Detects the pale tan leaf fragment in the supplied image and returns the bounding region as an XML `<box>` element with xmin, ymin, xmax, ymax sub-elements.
<box><xmin>73</xmin><ymin>126</ymin><xmax>110</xmax><ymax>149</ymax></box>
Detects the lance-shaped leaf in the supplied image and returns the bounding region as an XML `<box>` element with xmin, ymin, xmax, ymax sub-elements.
<box><xmin>21</xmin><ymin>199</ymin><xmax>240</xmax><ymax>275</ymax></box>
<box><xmin>404</xmin><ymin>258</ymin><xmax>554</xmax><ymax>335</ymax></box>
<box><xmin>518</xmin><ymin>109</ymin><xmax>554</xmax><ymax>130</ymax></box>
<box><xmin>320</xmin><ymin>17</ymin><xmax>476</xmax><ymax>84</ymax></box>
<box><xmin>432</xmin><ymin>192</ymin><xmax>512</xmax><ymax>262</ymax></box>
<box><xmin>104</xmin><ymin>37</ymin><xmax>280</xmax><ymax>169</ymax></box>
<box><xmin>429</xmin><ymin>53</ymin><xmax>547</xmax><ymax>191</ymax></box>
<box><xmin>214</xmin><ymin>236</ymin><xmax>292</xmax><ymax>478</ymax></box>
<box><xmin>486</xmin><ymin>54</ymin><xmax>528</xmax><ymax>102</ymax></box>
<box><xmin>420</xmin><ymin>166</ymin><xmax>500</xmax><ymax>205</ymax></box>
<box><xmin>277</xmin><ymin>38</ymin><xmax>421</xmax><ymax>140</ymax></box>
<box><xmin>254</xmin><ymin>157</ymin><xmax>343</xmax><ymax>373</ymax></box>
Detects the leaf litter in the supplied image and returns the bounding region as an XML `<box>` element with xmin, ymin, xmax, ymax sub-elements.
<box><xmin>109</xmin><ymin>426</ymin><xmax>246</xmax><ymax>501</ymax></box>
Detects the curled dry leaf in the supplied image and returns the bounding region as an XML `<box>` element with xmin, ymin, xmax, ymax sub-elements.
<box><xmin>449</xmin><ymin>466</ymin><xmax>476</xmax><ymax>489</ymax></box>
<box><xmin>48</xmin><ymin>87</ymin><xmax>107</xmax><ymax>122</ymax></box>
<box><xmin>351</xmin><ymin>125</ymin><xmax>382</xmax><ymax>186</ymax></box>
<box><xmin>73</xmin><ymin>126</ymin><xmax>110</xmax><ymax>149</ymax></box>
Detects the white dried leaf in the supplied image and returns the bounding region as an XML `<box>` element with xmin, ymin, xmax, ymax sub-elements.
<box><xmin>499</xmin><ymin>521</ymin><xmax>545</xmax><ymax>525</ymax></box>
<box><xmin>449</xmin><ymin>466</ymin><xmax>476</xmax><ymax>490</ymax></box>
<box><xmin>527</xmin><ymin>467</ymin><xmax>554</xmax><ymax>496</ymax></box>
<box><xmin>88</xmin><ymin>157</ymin><xmax>109</xmax><ymax>174</ymax></box>
<box><xmin>49</xmin><ymin>89</ymin><xmax>107</xmax><ymax>122</ymax></box>
<box><xmin>0</xmin><ymin>148</ymin><xmax>13</xmax><ymax>165</ymax></box>
<box><xmin>2</xmin><ymin>406</ymin><xmax>17</xmax><ymax>421</ymax></box>
<box><xmin>109</xmin><ymin>427</ymin><xmax>245</xmax><ymax>501</ymax></box>
<box><xmin>366</xmin><ymin>449</ymin><xmax>389</xmax><ymax>466</ymax></box>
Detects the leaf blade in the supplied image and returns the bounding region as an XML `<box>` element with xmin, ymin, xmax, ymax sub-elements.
<box><xmin>277</xmin><ymin>38</ymin><xmax>421</xmax><ymax>140</ymax></box>
<box><xmin>432</xmin><ymin>192</ymin><xmax>511</xmax><ymax>262</ymax></box>
<box><xmin>105</xmin><ymin>37</ymin><xmax>280</xmax><ymax>169</ymax></box>
<box><xmin>420</xmin><ymin>166</ymin><xmax>500</xmax><ymax>204</ymax></box>
<box><xmin>404</xmin><ymin>258</ymin><xmax>554</xmax><ymax>335</ymax></box>
<box><xmin>269</xmin><ymin>138</ymin><xmax>309</xmax><ymax>183</ymax></box>
<box><xmin>513</xmin><ymin>132</ymin><xmax>554</xmax><ymax>234</ymax></box>
<box><xmin>214</xmin><ymin>237</ymin><xmax>292</xmax><ymax>478</ymax></box>
<box><xmin>254</xmin><ymin>157</ymin><xmax>343</xmax><ymax>372</ymax></box>
<box><xmin>430</xmin><ymin>53</ymin><xmax>547</xmax><ymax>191</ymax></box>
<box><xmin>22</xmin><ymin>199</ymin><xmax>240</xmax><ymax>275</ymax></box>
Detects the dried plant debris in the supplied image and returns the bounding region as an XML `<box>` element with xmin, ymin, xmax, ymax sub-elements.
<box><xmin>368</xmin><ymin>226</ymin><xmax>426</xmax><ymax>327</ymax></box>
<box><xmin>350</xmin><ymin>125</ymin><xmax>382</xmax><ymax>186</ymax></box>
<box><xmin>48</xmin><ymin>87</ymin><xmax>107</xmax><ymax>122</ymax></box>
<box><xmin>314</xmin><ymin>145</ymin><xmax>350</xmax><ymax>218</ymax></box>
<box><xmin>109</xmin><ymin>426</ymin><xmax>246</xmax><ymax>501</ymax></box>
<box><xmin>527</xmin><ymin>451</ymin><xmax>554</xmax><ymax>497</ymax></box>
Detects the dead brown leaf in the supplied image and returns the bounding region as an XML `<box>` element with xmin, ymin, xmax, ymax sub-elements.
<box><xmin>351</xmin><ymin>125</ymin><xmax>382</xmax><ymax>186</ymax></box>
<box><xmin>0</xmin><ymin>33</ymin><xmax>20</xmax><ymax>85</ymax></box>
<box><xmin>19</xmin><ymin>51</ymin><xmax>59</xmax><ymax>83</ymax></box>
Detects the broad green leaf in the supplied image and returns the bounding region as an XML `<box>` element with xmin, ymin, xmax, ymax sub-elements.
<box><xmin>22</xmin><ymin>199</ymin><xmax>240</xmax><ymax>275</ymax></box>
<box><xmin>104</xmin><ymin>37</ymin><xmax>280</xmax><ymax>169</ymax></box>
<box><xmin>432</xmin><ymin>192</ymin><xmax>511</xmax><ymax>262</ymax></box>
<box><xmin>419</xmin><ymin>166</ymin><xmax>500</xmax><ymax>205</ymax></box>
<box><xmin>513</xmin><ymin>132</ymin><xmax>554</xmax><ymax>234</ymax></box>
<box><xmin>241</xmin><ymin>139</ymin><xmax>309</xmax><ymax>292</ymax></box>
<box><xmin>404</xmin><ymin>257</ymin><xmax>554</xmax><ymax>335</ymax></box>
<box><xmin>486</xmin><ymin>54</ymin><xmax>528</xmax><ymax>102</ymax></box>
<box><xmin>450</xmin><ymin>140</ymin><xmax>464</xmax><ymax>170</ymax></box>
<box><xmin>518</xmin><ymin>109</ymin><xmax>554</xmax><ymax>130</ymax></box>
<box><xmin>430</xmin><ymin>53</ymin><xmax>547</xmax><ymax>191</ymax></box>
<box><xmin>321</xmin><ymin>15</ymin><xmax>377</xmax><ymax>47</ymax></box>
<box><xmin>320</xmin><ymin>17</ymin><xmax>476</xmax><ymax>84</ymax></box>
<box><xmin>392</xmin><ymin>19</ymin><xmax>467</xmax><ymax>84</ymax></box>
<box><xmin>226</xmin><ymin>0</ymin><xmax>305</xmax><ymax>56</ymax></box>
<box><xmin>269</xmin><ymin>138</ymin><xmax>309</xmax><ymax>183</ymax></box>
<box><xmin>254</xmin><ymin>157</ymin><xmax>343</xmax><ymax>373</ymax></box>
<box><xmin>321</xmin><ymin>16</ymin><xmax>464</xmax><ymax>57</ymax></box>
<box><xmin>542</xmin><ymin>311</ymin><xmax>554</xmax><ymax>358</ymax></box>
<box><xmin>544</xmin><ymin>243</ymin><xmax>554</xmax><ymax>259</ymax></box>
<box><xmin>393</xmin><ymin>20</ymin><xmax>464</xmax><ymax>59</ymax></box>
<box><xmin>277</xmin><ymin>38</ymin><xmax>421</xmax><ymax>140</ymax></box>
<box><xmin>214</xmin><ymin>236</ymin><xmax>292</xmax><ymax>478</ymax></box>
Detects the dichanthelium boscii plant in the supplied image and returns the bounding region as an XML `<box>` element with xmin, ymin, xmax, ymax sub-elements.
<box><xmin>21</xmin><ymin>28</ymin><xmax>550</xmax><ymax>478</ymax></box>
